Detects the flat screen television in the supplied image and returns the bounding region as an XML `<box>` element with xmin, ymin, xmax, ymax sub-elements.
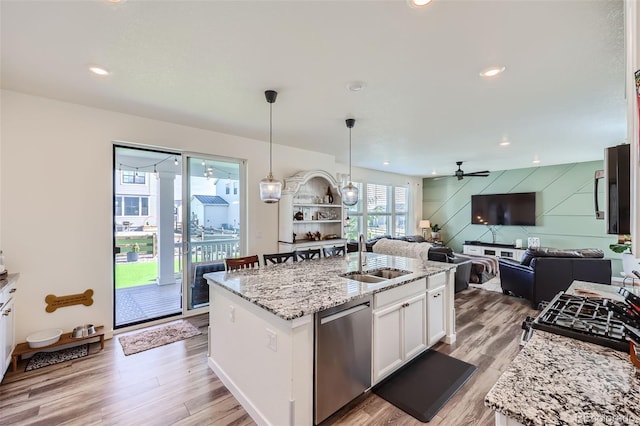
<box><xmin>471</xmin><ymin>192</ymin><xmax>536</xmax><ymax>226</ymax></box>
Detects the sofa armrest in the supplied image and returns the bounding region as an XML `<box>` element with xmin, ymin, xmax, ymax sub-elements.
<box><xmin>453</xmin><ymin>260</ymin><xmax>472</xmax><ymax>293</ymax></box>
<box><xmin>498</xmin><ymin>258</ymin><xmax>534</xmax><ymax>301</ymax></box>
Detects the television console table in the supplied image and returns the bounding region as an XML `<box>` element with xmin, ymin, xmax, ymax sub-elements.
<box><xmin>462</xmin><ymin>242</ymin><xmax>526</xmax><ymax>262</ymax></box>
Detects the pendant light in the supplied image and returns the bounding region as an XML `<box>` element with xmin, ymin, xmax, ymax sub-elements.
<box><xmin>259</xmin><ymin>90</ymin><xmax>282</xmax><ymax>203</ymax></box>
<box><xmin>341</xmin><ymin>118</ymin><xmax>359</xmax><ymax>206</ymax></box>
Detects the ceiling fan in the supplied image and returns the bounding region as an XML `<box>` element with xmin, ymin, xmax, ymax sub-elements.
<box><xmin>453</xmin><ymin>161</ymin><xmax>490</xmax><ymax>180</ymax></box>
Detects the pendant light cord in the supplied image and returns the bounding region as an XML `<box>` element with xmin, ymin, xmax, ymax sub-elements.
<box><xmin>348</xmin><ymin>126</ymin><xmax>352</xmax><ymax>181</ymax></box>
<box><xmin>269</xmin><ymin>102</ymin><xmax>273</xmax><ymax>176</ymax></box>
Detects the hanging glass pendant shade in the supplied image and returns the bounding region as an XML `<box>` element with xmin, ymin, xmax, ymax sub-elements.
<box><xmin>342</xmin><ymin>118</ymin><xmax>359</xmax><ymax>206</ymax></box>
<box><xmin>260</xmin><ymin>90</ymin><xmax>282</xmax><ymax>203</ymax></box>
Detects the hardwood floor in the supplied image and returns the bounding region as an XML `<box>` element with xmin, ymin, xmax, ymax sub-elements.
<box><xmin>0</xmin><ymin>288</ymin><xmax>537</xmax><ymax>426</ymax></box>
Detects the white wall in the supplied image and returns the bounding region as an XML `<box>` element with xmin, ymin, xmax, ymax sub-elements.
<box><xmin>0</xmin><ymin>90</ymin><xmax>422</xmax><ymax>341</ymax></box>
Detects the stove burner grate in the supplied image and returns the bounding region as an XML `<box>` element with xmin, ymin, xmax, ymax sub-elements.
<box><xmin>531</xmin><ymin>293</ymin><xmax>629</xmax><ymax>352</ymax></box>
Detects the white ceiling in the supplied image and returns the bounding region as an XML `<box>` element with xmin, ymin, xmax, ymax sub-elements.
<box><xmin>0</xmin><ymin>0</ymin><xmax>627</xmax><ymax>177</ymax></box>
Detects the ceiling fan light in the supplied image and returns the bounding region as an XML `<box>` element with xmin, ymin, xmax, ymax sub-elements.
<box><xmin>342</xmin><ymin>182</ymin><xmax>359</xmax><ymax>206</ymax></box>
<box><xmin>259</xmin><ymin>173</ymin><xmax>282</xmax><ymax>203</ymax></box>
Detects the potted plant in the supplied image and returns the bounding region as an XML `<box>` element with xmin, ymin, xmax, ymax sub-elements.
<box><xmin>609</xmin><ymin>236</ymin><xmax>638</xmax><ymax>278</ymax></box>
<box><xmin>127</xmin><ymin>243</ymin><xmax>140</xmax><ymax>262</ymax></box>
<box><xmin>430</xmin><ymin>224</ymin><xmax>442</xmax><ymax>241</ymax></box>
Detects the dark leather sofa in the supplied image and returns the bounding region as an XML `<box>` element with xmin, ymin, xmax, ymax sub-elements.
<box><xmin>191</xmin><ymin>260</ymin><xmax>225</xmax><ymax>306</ymax></box>
<box><xmin>347</xmin><ymin>235</ymin><xmax>472</xmax><ymax>292</ymax></box>
<box><xmin>499</xmin><ymin>247</ymin><xmax>611</xmax><ymax>308</ymax></box>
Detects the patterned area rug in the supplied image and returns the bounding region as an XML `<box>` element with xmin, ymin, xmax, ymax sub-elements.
<box><xmin>25</xmin><ymin>344</ymin><xmax>89</xmax><ymax>372</ymax></box>
<box><xmin>469</xmin><ymin>274</ymin><xmax>503</xmax><ymax>293</ymax></box>
<box><xmin>118</xmin><ymin>320</ymin><xmax>201</xmax><ymax>356</ymax></box>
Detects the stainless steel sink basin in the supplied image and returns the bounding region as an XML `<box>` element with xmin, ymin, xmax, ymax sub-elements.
<box><xmin>340</xmin><ymin>268</ymin><xmax>411</xmax><ymax>283</ymax></box>
<box><xmin>366</xmin><ymin>268</ymin><xmax>412</xmax><ymax>279</ymax></box>
<box><xmin>339</xmin><ymin>272</ymin><xmax>386</xmax><ymax>283</ymax></box>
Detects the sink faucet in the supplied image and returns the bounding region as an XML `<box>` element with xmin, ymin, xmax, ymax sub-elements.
<box><xmin>358</xmin><ymin>233</ymin><xmax>366</xmax><ymax>273</ymax></box>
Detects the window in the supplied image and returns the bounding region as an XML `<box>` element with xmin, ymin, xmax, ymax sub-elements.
<box><xmin>114</xmin><ymin>196</ymin><xmax>122</xmax><ymax>216</ymax></box>
<box><xmin>343</xmin><ymin>182</ymin><xmax>409</xmax><ymax>240</ymax></box>
<box><xmin>124</xmin><ymin>197</ymin><xmax>140</xmax><ymax>215</ymax></box>
<box><xmin>117</xmin><ymin>196</ymin><xmax>149</xmax><ymax>216</ymax></box>
<box><xmin>122</xmin><ymin>170</ymin><xmax>146</xmax><ymax>184</ymax></box>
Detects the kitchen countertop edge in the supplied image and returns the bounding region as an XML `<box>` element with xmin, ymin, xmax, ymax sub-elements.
<box><xmin>205</xmin><ymin>254</ymin><xmax>455</xmax><ymax>321</ymax></box>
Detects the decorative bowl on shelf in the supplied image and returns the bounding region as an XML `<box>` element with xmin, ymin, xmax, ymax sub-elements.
<box><xmin>26</xmin><ymin>328</ymin><xmax>63</xmax><ymax>348</ymax></box>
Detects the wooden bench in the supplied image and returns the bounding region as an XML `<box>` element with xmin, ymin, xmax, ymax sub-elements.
<box><xmin>11</xmin><ymin>325</ymin><xmax>105</xmax><ymax>372</ymax></box>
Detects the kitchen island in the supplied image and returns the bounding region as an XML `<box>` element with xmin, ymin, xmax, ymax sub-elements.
<box><xmin>204</xmin><ymin>253</ymin><xmax>456</xmax><ymax>425</ymax></box>
<box><xmin>485</xmin><ymin>282</ymin><xmax>640</xmax><ymax>426</ymax></box>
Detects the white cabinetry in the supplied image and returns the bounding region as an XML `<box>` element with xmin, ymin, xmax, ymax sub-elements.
<box><xmin>463</xmin><ymin>244</ymin><xmax>526</xmax><ymax>262</ymax></box>
<box><xmin>278</xmin><ymin>170</ymin><xmax>346</xmax><ymax>252</ymax></box>
<box><xmin>372</xmin><ymin>279</ymin><xmax>427</xmax><ymax>384</ymax></box>
<box><xmin>0</xmin><ymin>274</ymin><xmax>18</xmax><ymax>381</ymax></box>
<box><xmin>427</xmin><ymin>272</ymin><xmax>446</xmax><ymax>346</ymax></box>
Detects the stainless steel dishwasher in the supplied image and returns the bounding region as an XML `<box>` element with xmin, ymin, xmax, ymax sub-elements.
<box><xmin>314</xmin><ymin>296</ymin><xmax>372</xmax><ymax>424</ymax></box>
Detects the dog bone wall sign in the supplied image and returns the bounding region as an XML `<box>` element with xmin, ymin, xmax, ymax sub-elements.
<box><xmin>45</xmin><ymin>289</ymin><xmax>94</xmax><ymax>313</ymax></box>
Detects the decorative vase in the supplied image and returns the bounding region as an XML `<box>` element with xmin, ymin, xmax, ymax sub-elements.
<box><xmin>622</xmin><ymin>253</ymin><xmax>640</xmax><ymax>277</ymax></box>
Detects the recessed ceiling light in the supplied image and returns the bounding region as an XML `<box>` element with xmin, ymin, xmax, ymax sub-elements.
<box><xmin>89</xmin><ymin>66</ymin><xmax>110</xmax><ymax>76</ymax></box>
<box><xmin>499</xmin><ymin>141</ymin><xmax>510</xmax><ymax>146</ymax></box>
<box><xmin>383</xmin><ymin>161</ymin><xmax>390</xmax><ymax>166</ymax></box>
<box><xmin>479</xmin><ymin>66</ymin><xmax>506</xmax><ymax>78</ymax></box>
<box><xmin>347</xmin><ymin>81</ymin><xmax>365</xmax><ymax>92</ymax></box>
<box><xmin>431</xmin><ymin>170</ymin><xmax>437</xmax><ymax>175</ymax></box>
<box><xmin>409</xmin><ymin>0</ymin><xmax>433</xmax><ymax>7</ymax></box>
<box><xmin>532</xmin><ymin>159</ymin><xmax>541</xmax><ymax>164</ymax></box>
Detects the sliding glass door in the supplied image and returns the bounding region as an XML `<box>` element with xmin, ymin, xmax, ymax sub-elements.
<box><xmin>113</xmin><ymin>146</ymin><xmax>245</xmax><ymax>328</ymax></box>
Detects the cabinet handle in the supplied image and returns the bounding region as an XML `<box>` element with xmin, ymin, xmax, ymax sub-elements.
<box><xmin>3</xmin><ymin>308</ymin><xmax>11</xmax><ymax>316</ymax></box>
<box><xmin>433</xmin><ymin>293</ymin><xmax>441</xmax><ymax>298</ymax></box>
<box><xmin>9</xmin><ymin>288</ymin><xmax>16</xmax><ymax>293</ymax></box>
<box><xmin>0</xmin><ymin>302</ymin><xmax>3</xmax><ymax>309</ymax></box>
<box><xmin>401</xmin><ymin>302</ymin><xmax>410</xmax><ymax>308</ymax></box>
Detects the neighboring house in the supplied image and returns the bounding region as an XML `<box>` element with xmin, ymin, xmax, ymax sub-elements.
<box><xmin>191</xmin><ymin>195</ymin><xmax>232</xmax><ymax>231</ymax></box>
<box><xmin>114</xmin><ymin>170</ymin><xmax>158</xmax><ymax>231</ymax></box>
<box><xmin>115</xmin><ymin>170</ymin><xmax>241</xmax><ymax>233</ymax></box>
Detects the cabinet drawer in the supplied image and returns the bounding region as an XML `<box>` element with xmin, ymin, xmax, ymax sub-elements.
<box><xmin>427</xmin><ymin>272</ymin><xmax>446</xmax><ymax>290</ymax></box>
<box><xmin>463</xmin><ymin>246</ymin><xmax>482</xmax><ymax>256</ymax></box>
<box><xmin>374</xmin><ymin>279</ymin><xmax>426</xmax><ymax>310</ymax></box>
<box><xmin>0</xmin><ymin>282</ymin><xmax>16</xmax><ymax>306</ymax></box>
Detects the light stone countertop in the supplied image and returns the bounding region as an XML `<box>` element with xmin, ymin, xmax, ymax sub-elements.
<box><xmin>485</xmin><ymin>281</ymin><xmax>640</xmax><ymax>426</ymax></box>
<box><xmin>204</xmin><ymin>252</ymin><xmax>455</xmax><ymax>320</ymax></box>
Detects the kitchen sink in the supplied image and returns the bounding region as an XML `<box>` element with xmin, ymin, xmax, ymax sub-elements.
<box><xmin>366</xmin><ymin>268</ymin><xmax>411</xmax><ymax>279</ymax></box>
<box><xmin>340</xmin><ymin>272</ymin><xmax>386</xmax><ymax>283</ymax></box>
<box><xmin>340</xmin><ymin>268</ymin><xmax>411</xmax><ymax>283</ymax></box>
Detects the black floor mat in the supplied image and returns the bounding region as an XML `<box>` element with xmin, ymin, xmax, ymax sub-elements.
<box><xmin>373</xmin><ymin>349</ymin><xmax>477</xmax><ymax>422</ymax></box>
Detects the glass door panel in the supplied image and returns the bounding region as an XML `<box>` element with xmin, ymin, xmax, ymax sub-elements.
<box><xmin>185</xmin><ymin>156</ymin><xmax>243</xmax><ymax>310</ymax></box>
<box><xmin>113</xmin><ymin>146</ymin><xmax>183</xmax><ymax>328</ymax></box>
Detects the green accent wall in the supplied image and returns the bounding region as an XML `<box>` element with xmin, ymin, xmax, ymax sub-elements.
<box><xmin>422</xmin><ymin>161</ymin><xmax>623</xmax><ymax>276</ymax></box>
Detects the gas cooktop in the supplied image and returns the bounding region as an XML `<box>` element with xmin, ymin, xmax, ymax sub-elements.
<box><xmin>527</xmin><ymin>292</ymin><xmax>631</xmax><ymax>352</ymax></box>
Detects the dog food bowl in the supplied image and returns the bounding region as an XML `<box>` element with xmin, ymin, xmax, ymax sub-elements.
<box><xmin>26</xmin><ymin>328</ymin><xmax>63</xmax><ymax>348</ymax></box>
<box><xmin>72</xmin><ymin>324</ymin><xmax>96</xmax><ymax>338</ymax></box>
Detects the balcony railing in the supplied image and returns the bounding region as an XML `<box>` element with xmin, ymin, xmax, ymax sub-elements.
<box><xmin>189</xmin><ymin>238</ymin><xmax>240</xmax><ymax>262</ymax></box>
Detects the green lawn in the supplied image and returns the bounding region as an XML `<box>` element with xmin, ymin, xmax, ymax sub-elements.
<box><xmin>115</xmin><ymin>261</ymin><xmax>182</xmax><ymax>289</ymax></box>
